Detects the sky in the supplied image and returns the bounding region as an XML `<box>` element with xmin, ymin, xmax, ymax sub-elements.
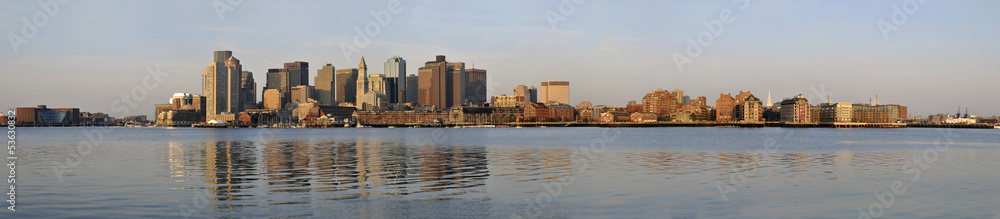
<box><xmin>1</xmin><ymin>0</ymin><xmax>998</xmax><ymax>118</ymax></box>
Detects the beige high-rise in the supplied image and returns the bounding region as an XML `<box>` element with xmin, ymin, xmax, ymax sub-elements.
<box><xmin>202</xmin><ymin>51</ymin><xmax>242</xmax><ymax>121</ymax></box>
<box><xmin>539</xmin><ymin>81</ymin><xmax>570</xmax><ymax>104</ymax></box>
<box><xmin>315</xmin><ymin>64</ymin><xmax>335</xmax><ymax>105</ymax></box>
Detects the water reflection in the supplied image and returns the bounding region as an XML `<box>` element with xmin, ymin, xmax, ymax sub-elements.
<box><xmin>150</xmin><ymin>128</ymin><xmax>1000</xmax><ymax>218</ymax></box>
<box><xmin>165</xmin><ymin>135</ymin><xmax>493</xmax><ymax>211</ymax></box>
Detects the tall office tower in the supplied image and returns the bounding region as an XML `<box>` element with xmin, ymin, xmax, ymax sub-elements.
<box><xmin>284</xmin><ymin>61</ymin><xmax>309</xmax><ymax>87</ymax></box>
<box><xmin>465</xmin><ymin>68</ymin><xmax>487</xmax><ymax>105</ymax></box>
<box><xmin>384</xmin><ymin>77</ymin><xmax>398</xmax><ymax>103</ymax></box>
<box><xmin>315</xmin><ymin>64</ymin><xmax>336</xmax><ymax>105</ymax></box>
<box><xmin>335</xmin><ymin>68</ymin><xmax>358</xmax><ymax>104</ymax></box>
<box><xmin>265</xmin><ymin>68</ymin><xmax>290</xmax><ymax>108</ymax></box>
<box><xmin>240</xmin><ymin>71</ymin><xmax>257</xmax><ymax>110</ymax></box>
<box><xmin>670</xmin><ymin>89</ymin><xmax>685</xmax><ymax>104</ymax></box>
<box><xmin>355</xmin><ymin>57</ymin><xmax>369</xmax><ymax>109</ymax></box>
<box><xmin>202</xmin><ymin>50</ymin><xmax>242</xmax><ymax>121</ymax></box>
<box><xmin>405</xmin><ymin>74</ymin><xmax>418</xmax><ymax>104</ymax></box>
<box><xmin>683</xmin><ymin>96</ymin><xmax>691</xmax><ymax>105</ymax></box>
<box><xmin>447</xmin><ymin>62</ymin><xmax>467</xmax><ymax>106</ymax></box>
<box><xmin>290</xmin><ymin>85</ymin><xmax>314</xmax><ymax>103</ymax></box>
<box><xmin>418</xmin><ymin>55</ymin><xmax>467</xmax><ymax>108</ymax></box>
<box><xmin>513</xmin><ymin>85</ymin><xmax>538</xmax><ymax>104</ymax></box>
<box><xmin>539</xmin><ymin>81</ymin><xmax>570</xmax><ymax>104</ymax></box>
<box><xmin>385</xmin><ymin>56</ymin><xmax>406</xmax><ymax>103</ymax></box>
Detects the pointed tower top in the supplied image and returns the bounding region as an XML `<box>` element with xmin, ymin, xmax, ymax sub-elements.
<box><xmin>359</xmin><ymin>56</ymin><xmax>367</xmax><ymax>67</ymax></box>
<box><xmin>766</xmin><ymin>90</ymin><xmax>772</xmax><ymax>107</ymax></box>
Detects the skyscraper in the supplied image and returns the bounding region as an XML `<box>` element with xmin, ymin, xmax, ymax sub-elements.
<box><xmin>290</xmin><ymin>85</ymin><xmax>314</xmax><ymax>103</ymax></box>
<box><xmin>384</xmin><ymin>77</ymin><xmax>398</xmax><ymax>103</ymax></box>
<box><xmin>670</xmin><ymin>89</ymin><xmax>684</xmax><ymax>104</ymax></box>
<box><xmin>284</xmin><ymin>61</ymin><xmax>309</xmax><ymax>87</ymax></box>
<box><xmin>539</xmin><ymin>81</ymin><xmax>570</xmax><ymax>104</ymax></box>
<box><xmin>335</xmin><ymin>68</ymin><xmax>358</xmax><ymax>104</ymax></box>
<box><xmin>202</xmin><ymin>50</ymin><xmax>242</xmax><ymax>121</ymax></box>
<box><xmin>466</xmin><ymin>68</ymin><xmax>487</xmax><ymax>105</ymax></box>
<box><xmin>419</xmin><ymin>56</ymin><xmax>448</xmax><ymax>108</ymax></box>
<box><xmin>240</xmin><ymin>71</ymin><xmax>256</xmax><ymax>110</ymax></box>
<box><xmin>315</xmin><ymin>64</ymin><xmax>335</xmax><ymax>105</ymax></box>
<box><xmin>418</xmin><ymin>55</ymin><xmax>465</xmax><ymax>109</ymax></box>
<box><xmin>385</xmin><ymin>56</ymin><xmax>406</xmax><ymax>103</ymax></box>
<box><xmin>355</xmin><ymin>57</ymin><xmax>369</xmax><ymax>109</ymax></box>
<box><xmin>405</xmin><ymin>74</ymin><xmax>418</xmax><ymax>104</ymax></box>
<box><xmin>514</xmin><ymin>85</ymin><xmax>538</xmax><ymax>104</ymax></box>
<box><xmin>447</xmin><ymin>62</ymin><xmax>466</xmax><ymax>106</ymax></box>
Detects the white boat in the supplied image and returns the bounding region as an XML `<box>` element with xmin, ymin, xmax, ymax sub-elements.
<box><xmin>387</xmin><ymin>126</ymin><xmax>395</xmax><ymax>129</ymax></box>
<box><xmin>994</xmin><ymin>126</ymin><xmax>1000</xmax><ymax>129</ymax></box>
<box><xmin>515</xmin><ymin>126</ymin><xmax>523</xmax><ymax>128</ymax></box>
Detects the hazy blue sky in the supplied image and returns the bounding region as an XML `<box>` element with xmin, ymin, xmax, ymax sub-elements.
<box><xmin>2</xmin><ymin>0</ymin><xmax>998</xmax><ymax>117</ymax></box>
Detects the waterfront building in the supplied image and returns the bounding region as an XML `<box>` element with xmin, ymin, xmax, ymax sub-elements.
<box><xmin>735</xmin><ymin>94</ymin><xmax>763</xmax><ymax>122</ymax></box>
<box><xmin>642</xmin><ymin>89</ymin><xmax>679</xmax><ymax>116</ymax></box>
<box><xmin>384</xmin><ymin>56</ymin><xmax>406</xmax><ymax>103</ymax></box>
<box><xmin>626</xmin><ymin>101</ymin><xmax>642</xmax><ymax>114</ymax></box>
<box><xmin>202</xmin><ymin>50</ymin><xmax>242</xmax><ymax>121</ymax></box>
<box><xmin>817</xmin><ymin>102</ymin><xmax>853</xmax><ymax>123</ymax></box>
<box><xmin>14</xmin><ymin>105</ymin><xmax>79</xmax><ymax>125</ymax></box>
<box><xmin>780</xmin><ymin>94</ymin><xmax>811</xmax><ymax>123</ymax></box>
<box><xmin>539</xmin><ymin>81</ymin><xmax>570</xmax><ymax>104</ymax></box>
<box><xmin>492</xmin><ymin>94</ymin><xmax>526</xmax><ymax>108</ymax></box>
<box><xmin>514</xmin><ymin>85</ymin><xmax>538</xmax><ymax>103</ymax></box>
<box><xmin>690</xmin><ymin>96</ymin><xmax>708</xmax><ymax>107</ymax></box>
<box><xmin>355</xmin><ymin>110</ymin><xmax>449</xmax><ymax>124</ymax></box>
<box><xmin>449</xmin><ymin>106</ymin><xmax>493</xmax><ymax>124</ymax></box>
<box><xmin>466</xmin><ymin>68</ymin><xmax>488</xmax><ymax>105</ymax></box>
<box><xmin>734</xmin><ymin>91</ymin><xmax>752</xmax><ymax>106</ymax></box>
<box><xmin>678</xmin><ymin>104</ymin><xmax>711</xmax><ymax>121</ymax></box>
<box><xmin>600</xmin><ymin>112</ymin><xmax>630</xmax><ymax>123</ymax></box>
<box><xmin>315</xmin><ymin>64</ymin><xmax>336</xmax><ymax>105</ymax></box>
<box><xmin>523</xmin><ymin>103</ymin><xmax>550</xmax><ymax>122</ymax></box>
<box><xmin>631</xmin><ymin>112</ymin><xmax>658</xmax><ymax>123</ymax></box>
<box><xmin>852</xmin><ymin>104</ymin><xmax>901</xmax><ymax>123</ymax></box>
<box><xmin>490</xmin><ymin>107</ymin><xmax>524</xmax><ymax>123</ymax></box>
<box><xmin>715</xmin><ymin>93</ymin><xmax>735</xmax><ymax>122</ymax></box>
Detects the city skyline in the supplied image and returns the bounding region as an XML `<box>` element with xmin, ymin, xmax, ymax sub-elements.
<box><xmin>2</xmin><ymin>1</ymin><xmax>999</xmax><ymax>117</ymax></box>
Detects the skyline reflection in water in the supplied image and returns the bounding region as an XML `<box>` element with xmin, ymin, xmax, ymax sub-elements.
<box><xmin>12</xmin><ymin>127</ymin><xmax>1000</xmax><ymax>218</ymax></box>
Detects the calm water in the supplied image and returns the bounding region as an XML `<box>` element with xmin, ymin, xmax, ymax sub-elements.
<box><xmin>10</xmin><ymin>127</ymin><xmax>1000</xmax><ymax>218</ymax></box>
